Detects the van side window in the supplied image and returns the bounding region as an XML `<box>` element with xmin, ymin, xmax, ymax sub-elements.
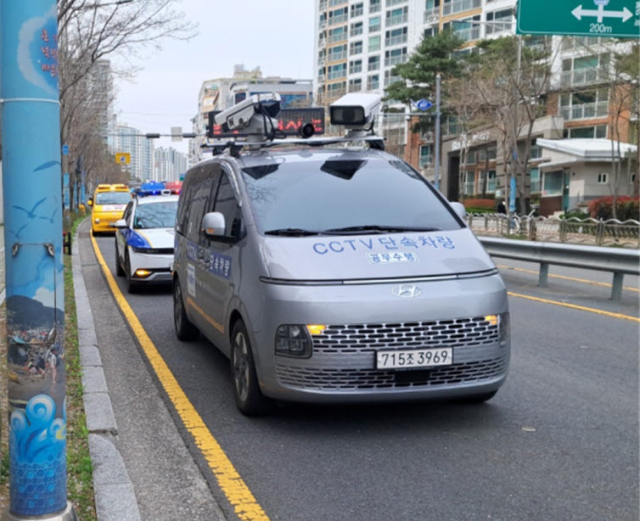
<box><xmin>176</xmin><ymin>170</ymin><xmax>197</xmax><ymax>235</ymax></box>
<box><xmin>213</xmin><ymin>172</ymin><xmax>242</xmax><ymax>237</ymax></box>
<box><xmin>185</xmin><ymin>169</ymin><xmax>215</xmax><ymax>243</ymax></box>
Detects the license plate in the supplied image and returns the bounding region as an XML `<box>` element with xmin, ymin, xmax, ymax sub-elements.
<box><xmin>376</xmin><ymin>348</ymin><xmax>453</xmax><ymax>370</ymax></box>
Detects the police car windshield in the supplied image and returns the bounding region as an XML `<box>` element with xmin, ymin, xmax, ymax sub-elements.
<box><xmin>95</xmin><ymin>192</ymin><xmax>131</xmax><ymax>205</ymax></box>
<box><xmin>133</xmin><ymin>201</ymin><xmax>178</xmax><ymax>229</ymax></box>
<box><xmin>241</xmin><ymin>158</ymin><xmax>462</xmax><ymax>235</ymax></box>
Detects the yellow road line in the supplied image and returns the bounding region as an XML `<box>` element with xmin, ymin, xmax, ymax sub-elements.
<box><xmin>508</xmin><ymin>291</ymin><xmax>640</xmax><ymax>323</ymax></box>
<box><xmin>498</xmin><ymin>264</ymin><xmax>639</xmax><ymax>293</ymax></box>
<box><xmin>91</xmin><ymin>236</ymin><xmax>269</xmax><ymax>521</ymax></box>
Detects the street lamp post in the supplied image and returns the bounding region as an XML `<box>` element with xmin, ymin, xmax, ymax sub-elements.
<box><xmin>1</xmin><ymin>1</ymin><xmax>76</xmax><ymax>519</ymax></box>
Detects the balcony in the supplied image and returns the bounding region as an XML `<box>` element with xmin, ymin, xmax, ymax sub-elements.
<box><xmin>319</xmin><ymin>38</ymin><xmax>327</xmax><ymax>49</ymax></box>
<box><xmin>561</xmin><ymin>101</ymin><xmax>609</xmax><ymax>121</ymax></box>
<box><xmin>327</xmin><ymin>86</ymin><xmax>347</xmax><ymax>100</ymax></box>
<box><xmin>328</xmin><ymin>70</ymin><xmax>347</xmax><ymax>80</ymax></box>
<box><xmin>453</xmin><ymin>26</ymin><xmax>481</xmax><ymax>43</ymax></box>
<box><xmin>385</xmin><ymin>34</ymin><xmax>408</xmax><ymax>47</ymax></box>
<box><xmin>424</xmin><ymin>8</ymin><xmax>440</xmax><ymax>24</ymax></box>
<box><xmin>386</xmin><ymin>13</ymin><xmax>408</xmax><ymax>27</ymax></box>
<box><xmin>560</xmin><ymin>68</ymin><xmax>609</xmax><ymax>88</ymax></box>
<box><xmin>329</xmin><ymin>13</ymin><xmax>348</xmax><ymax>25</ymax></box>
<box><xmin>328</xmin><ymin>50</ymin><xmax>347</xmax><ymax>62</ymax></box>
<box><xmin>385</xmin><ymin>54</ymin><xmax>407</xmax><ymax>67</ymax></box>
<box><xmin>351</xmin><ymin>26</ymin><xmax>363</xmax><ymax>37</ymax></box>
<box><xmin>319</xmin><ymin>0</ymin><xmax>327</xmax><ymax>11</ymax></box>
<box><xmin>384</xmin><ymin>74</ymin><xmax>402</xmax><ymax>86</ymax></box>
<box><xmin>386</xmin><ymin>0</ymin><xmax>407</xmax><ymax>6</ymax></box>
<box><xmin>442</xmin><ymin>0</ymin><xmax>481</xmax><ymax>17</ymax></box>
<box><xmin>318</xmin><ymin>56</ymin><xmax>326</xmax><ymax>66</ymax></box>
<box><xmin>370</xmin><ymin>2</ymin><xmax>381</xmax><ymax>13</ymax></box>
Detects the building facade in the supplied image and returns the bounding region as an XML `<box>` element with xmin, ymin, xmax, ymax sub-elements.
<box><xmin>112</xmin><ymin>124</ymin><xmax>155</xmax><ymax>182</ymax></box>
<box><xmin>154</xmin><ymin>146</ymin><xmax>188</xmax><ymax>182</ymax></box>
<box><xmin>190</xmin><ymin>65</ymin><xmax>314</xmax><ymax>163</ymax></box>
<box><xmin>313</xmin><ymin>0</ymin><xmax>639</xmax><ymax>215</ymax></box>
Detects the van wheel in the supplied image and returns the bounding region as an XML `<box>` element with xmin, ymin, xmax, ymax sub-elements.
<box><xmin>173</xmin><ymin>279</ymin><xmax>199</xmax><ymax>341</ymax></box>
<box><xmin>125</xmin><ymin>250</ymin><xmax>138</xmax><ymax>293</ymax></box>
<box><xmin>115</xmin><ymin>240</ymin><xmax>125</xmax><ymax>277</ymax></box>
<box><xmin>456</xmin><ymin>390</ymin><xmax>498</xmax><ymax>404</ymax></box>
<box><xmin>231</xmin><ymin>320</ymin><xmax>274</xmax><ymax>416</ymax></box>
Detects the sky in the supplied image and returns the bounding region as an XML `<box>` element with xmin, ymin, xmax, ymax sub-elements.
<box><xmin>113</xmin><ymin>0</ymin><xmax>315</xmax><ymax>154</ymax></box>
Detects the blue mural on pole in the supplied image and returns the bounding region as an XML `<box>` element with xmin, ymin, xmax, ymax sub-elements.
<box><xmin>1</xmin><ymin>0</ymin><xmax>67</xmax><ymax>516</ymax></box>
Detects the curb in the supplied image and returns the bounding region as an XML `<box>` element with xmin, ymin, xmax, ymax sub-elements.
<box><xmin>72</xmin><ymin>225</ymin><xmax>141</xmax><ymax>521</ymax></box>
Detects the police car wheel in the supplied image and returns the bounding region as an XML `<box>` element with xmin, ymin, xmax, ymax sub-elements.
<box><xmin>231</xmin><ymin>320</ymin><xmax>274</xmax><ymax>416</ymax></box>
<box><xmin>125</xmin><ymin>250</ymin><xmax>138</xmax><ymax>294</ymax></box>
<box><xmin>173</xmin><ymin>279</ymin><xmax>199</xmax><ymax>341</ymax></box>
<box><xmin>115</xmin><ymin>240</ymin><xmax>125</xmax><ymax>277</ymax></box>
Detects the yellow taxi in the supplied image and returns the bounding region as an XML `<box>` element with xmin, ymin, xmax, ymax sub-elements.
<box><xmin>89</xmin><ymin>184</ymin><xmax>131</xmax><ymax>235</ymax></box>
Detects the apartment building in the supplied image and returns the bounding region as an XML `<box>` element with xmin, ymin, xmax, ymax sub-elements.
<box><xmin>112</xmin><ymin>124</ymin><xmax>155</xmax><ymax>182</ymax></box>
<box><xmin>314</xmin><ymin>0</ymin><xmax>638</xmax><ymax>215</ymax></box>
<box><xmin>154</xmin><ymin>147</ymin><xmax>188</xmax><ymax>182</ymax></box>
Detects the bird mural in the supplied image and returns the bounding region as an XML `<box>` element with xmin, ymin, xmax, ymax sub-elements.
<box><xmin>9</xmin><ymin>224</ymin><xmax>28</xmax><ymax>242</ymax></box>
<box><xmin>39</xmin><ymin>208</ymin><xmax>58</xmax><ymax>224</ymax></box>
<box><xmin>13</xmin><ymin>197</ymin><xmax>47</xmax><ymax>220</ymax></box>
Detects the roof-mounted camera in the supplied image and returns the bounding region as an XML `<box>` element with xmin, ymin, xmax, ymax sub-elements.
<box><xmin>213</xmin><ymin>93</ymin><xmax>282</xmax><ymax>142</ymax></box>
<box><xmin>330</xmin><ymin>93</ymin><xmax>382</xmax><ymax>138</ymax></box>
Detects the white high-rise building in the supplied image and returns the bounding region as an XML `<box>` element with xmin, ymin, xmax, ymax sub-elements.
<box><xmin>155</xmin><ymin>147</ymin><xmax>188</xmax><ymax>182</ymax></box>
<box><xmin>112</xmin><ymin>125</ymin><xmax>155</xmax><ymax>181</ymax></box>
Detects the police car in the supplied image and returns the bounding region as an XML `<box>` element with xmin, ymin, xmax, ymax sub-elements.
<box><xmin>173</xmin><ymin>93</ymin><xmax>510</xmax><ymax>415</ymax></box>
<box><xmin>113</xmin><ymin>193</ymin><xmax>179</xmax><ymax>292</ymax></box>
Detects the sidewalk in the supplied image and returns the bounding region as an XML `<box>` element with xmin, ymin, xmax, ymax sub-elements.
<box><xmin>72</xmin><ymin>220</ymin><xmax>226</xmax><ymax>521</ymax></box>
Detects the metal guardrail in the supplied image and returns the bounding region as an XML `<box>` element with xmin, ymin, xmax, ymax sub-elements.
<box><xmin>479</xmin><ymin>237</ymin><xmax>640</xmax><ymax>301</ymax></box>
<box><xmin>467</xmin><ymin>213</ymin><xmax>640</xmax><ymax>249</ymax></box>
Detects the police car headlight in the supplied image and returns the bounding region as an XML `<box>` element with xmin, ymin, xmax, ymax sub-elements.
<box><xmin>275</xmin><ymin>325</ymin><xmax>312</xmax><ymax>358</ymax></box>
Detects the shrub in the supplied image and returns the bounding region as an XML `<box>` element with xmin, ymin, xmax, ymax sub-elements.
<box><xmin>588</xmin><ymin>197</ymin><xmax>640</xmax><ymax>221</ymax></box>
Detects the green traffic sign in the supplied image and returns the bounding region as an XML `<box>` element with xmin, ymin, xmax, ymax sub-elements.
<box><xmin>517</xmin><ymin>0</ymin><xmax>640</xmax><ymax>38</ymax></box>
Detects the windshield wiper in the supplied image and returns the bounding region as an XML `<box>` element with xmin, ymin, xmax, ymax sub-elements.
<box><xmin>264</xmin><ymin>228</ymin><xmax>324</xmax><ymax>237</ymax></box>
<box><xmin>323</xmin><ymin>225</ymin><xmax>441</xmax><ymax>235</ymax></box>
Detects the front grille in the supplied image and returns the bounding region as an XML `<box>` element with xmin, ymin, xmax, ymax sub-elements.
<box><xmin>313</xmin><ymin>317</ymin><xmax>500</xmax><ymax>354</ymax></box>
<box><xmin>276</xmin><ymin>356</ymin><xmax>508</xmax><ymax>390</ymax></box>
<box><xmin>275</xmin><ymin>316</ymin><xmax>507</xmax><ymax>391</ymax></box>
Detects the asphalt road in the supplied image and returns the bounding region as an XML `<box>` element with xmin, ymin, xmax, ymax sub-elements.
<box><xmin>93</xmin><ymin>234</ymin><xmax>639</xmax><ymax>521</ymax></box>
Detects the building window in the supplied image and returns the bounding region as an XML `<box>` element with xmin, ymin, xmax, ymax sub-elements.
<box><xmin>425</xmin><ymin>0</ymin><xmax>440</xmax><ymax>19</ymax></box>
<box><xmin>543</xmin><ymin>171</ymin><xmax>563</xmax><ymax>196</ymax></box>
<box><xmin>368</xmin><ymin>55</ymin><xmax>381</xmax><ymax>71</ymax></box>
<box><xmin>384</xmin><ymin>47</ymin><xmax>408</xmax><ymax>67</ymax></box>
<box><xmin>369</xmin><ymin>16</ymin><xmax>381</xmax><ymax>32</ymax></box>
<box><xmin>329</xmin><ymin>0</ymin><xmax>347</xmax><ymax>7</ymax></box>
<box><xmin>443</xmin><ymin>15</ymin><xmax>481</xmax><ymax>43</ymax></box>
<box><xmin>350</xmin><ymin>2</ymin><xmax>364</xmax><ymax>17</ymax></box>
<box><xmin>420</xmin><ymin>145</ymin><xmax>433</xmax><ymax>168</ymax></box>
<box><xmin>597</xmin><ymin>173</ymin><xmax>609</xmax><ymax>184</ymax></box>
<box><xmin>464</xmin><ymin>171</ymin><xmax>475</xmax><ymax>195</ymax></box>
<box><xmin>327</xmin><ymin>81</ymin><xmax>346</xmax><ymax>98</ymax></box>
<box><xmin>561</xmin><ymin>53</ymin><xmax>610</xmax><ymax>87</ymax></box>
<box><xmin>350</xmin><ymin>21</ymin><xmax>363</xmax><ymax>37</ymax></box>
<box><xmin>349</xmin><ymin>78</ymin><xmax>362</xmax><ymax>92</ymax></box>
<box><xmin>328</xmin><ymin>26</ymin><xmax>346</xmax><ymax>43</ymax></box>
<box><xmin>487</xmin><ymin>171</ymin><xmax>497</xmax><ymax>192</ymax></box>
<box><xmin>386</xmin><ymin>6</ymin><xmax>408</xmax><ymax>26</ymax></box>
<box><xmin>328</xmin><ymin>44</ymin><xmax>347</xmax><ymax>61</ymax></box>
<box><xmin>329</xmin><ymin>7</ymin><xmax>348</xmax><ymax>25</ymax></box>
<box><xmin>349</xmin><ymin>59</ymin><xmax>362</xmax><ymax>74</ymax></box>
<box><xmin>369</xmin><ymin>34</ymin><xmax>381</xmax><ymax>52</ymax></box>
<box><xmin>370</xmin><ymin>0</ymin><xmax>381</xmax><ymax>13</ymax></box>
<box><xmin>350</xmin><ymin>40</ymin><xmax>363</xmax><ymax>55</ymax></box>
<box><xmin>466</xmin><ymin>150</ymin><xmax>476</xmax><ymax>164</ymax></box>
<box><xmin>367</xmin><ymin>74</ymin><xmax>380</xmax><ymax>91</ymax></box>
<box><xmin>327</xmin><ymin>63</ymin><xmax>347</xmax><ymax>80</ymax></box>
<box><xmin>443</xmin><ymin>0</ymin><xmax>481</xmax><ymax>16</ymax></box>
<box><xmin>530</xmin><ymin>142</ymin><xmax>542</xmax><ymax>159</ymax></box>
<box><xmin>560</xmin><ymin>88</ymin><xmax>609</xmax><ymax>121</ymax></box>
<box><xmin>564</xmin><ymin>125</ymin><xmax>608</xmax><ymax>139</ymax></box>
<box><xmin>387</xmin><ymin>0</ymin><xmax>407</xmax><ymax>6</ymax></box>
<box><xmin>530</xmin><ymin>168</ymin><xmax>541</xmax><ymax>193</ymax></box>
<box><xmin>384</xmin><ymin>69</ymin><xmax>402</xmax><ymax>86</ymax></box>
<box><xmin>385</xmin><ymin>26</ymin><xmax>408</xmax><ymax>47</ymax></box>
<box><xmin>486</xmin><ymin>9</ymin><xmax>513</xmax><ymax>34</ymax></box>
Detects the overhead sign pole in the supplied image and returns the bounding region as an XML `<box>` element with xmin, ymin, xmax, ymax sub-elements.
<box><xmin>517</xmin><ymin>0</ymin><xmax>639</xmax><ymax>38</ymax></box>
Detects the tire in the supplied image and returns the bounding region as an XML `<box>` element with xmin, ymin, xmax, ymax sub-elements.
<box><xmin>455</xmin><ymin>390</ymin><xmax>498</xmax><ymax>404</ymax></box>
<box><xmin>173</xmin><ymin>278</ymin><xmax>199</xmax><ymax>341</ymax></box>
<box><xmin>230</xmin><ymin>320</ymin><xmax>274</xmax><ymax>416</ymax></box>
<box><xmin>125</xmin><ymin>250</ymin><xmax>138</xmax><ymax>294</ymax></box>
<box><xmin>115</xmin><ymin>239</ymin><xmax>125</xmax><ymax>277</ymax></box>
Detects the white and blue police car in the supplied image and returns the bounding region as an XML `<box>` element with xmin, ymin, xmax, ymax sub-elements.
<box><xmin>113</xmin><ymin>193</ymin><xmax>179</xmax><ymax>292</ymax></box>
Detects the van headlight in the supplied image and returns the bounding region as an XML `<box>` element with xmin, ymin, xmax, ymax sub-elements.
<box><xmin>499</xmin><ymin>313</ymin><xmax>510</xmax><ymax>347</ymax></box>
<box><xmin>275</xmin><ymin>325</ymin><xmax>312</xmax><ymax>358</ymax></box>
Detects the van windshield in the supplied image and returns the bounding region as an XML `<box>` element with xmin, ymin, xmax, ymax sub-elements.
<box><xmin>95</xmin><ymin>192</ymin><xmax>131</xmax><ymax>205</ymax></box>
<box><xmin>241</xmin><ymin>158</ymin><xmax>463</xmax><ymax>235</ymax></box>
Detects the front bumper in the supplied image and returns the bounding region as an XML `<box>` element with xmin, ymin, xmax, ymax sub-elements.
<box><xmin>251</xmin><ymin>274</ymin><xmax>510</xmax><ymax>403</ymax></box>
<box><xmin>129</xmin><ymin>252</ymin><xmax>173</xmax><ymax>284</ymax></box>
<box><xmin>92</xmin><ymin>212</ymin><xmax>123</xmax><ymax>233</ymax></box>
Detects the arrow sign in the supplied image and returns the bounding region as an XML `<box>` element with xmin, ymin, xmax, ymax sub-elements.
<box><xmin>571</xmin><ymin>4</ymin><xmax>633</xmax><ymax>23</ymax></box>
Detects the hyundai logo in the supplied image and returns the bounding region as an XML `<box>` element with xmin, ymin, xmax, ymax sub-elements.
<box><xmin>392</xmin><ymin>285</ymin><xmax>422</xmax><ymax>298</ymax></box>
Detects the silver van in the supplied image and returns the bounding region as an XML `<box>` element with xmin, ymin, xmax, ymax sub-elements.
<box><xmin>173</xmin><ymin>96</ymin><xmax>510</xmax><ymax>415</ymax></box>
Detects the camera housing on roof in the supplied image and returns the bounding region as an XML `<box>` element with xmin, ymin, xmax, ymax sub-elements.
<box><xmin>330</xmin><ymin>93</ymin><xmax>382</xmax><ymax>131</ymax></box>
<box><xmin>214</xmin><ymin>93</ymin><xmax>282</xmax><ymax>141</ymax></box>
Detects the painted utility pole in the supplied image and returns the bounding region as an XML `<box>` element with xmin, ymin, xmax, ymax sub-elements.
<box><xmin>1</xmin><ymin>1</ymin><xmax>76</xmax><ymax>519</ymax></box>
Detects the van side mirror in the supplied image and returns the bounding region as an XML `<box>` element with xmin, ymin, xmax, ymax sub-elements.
<box><xmin>202</xmin><ymin>212</ymin><xmax>227</xmax><ymax>239</ymax></box>
<box><xmin>88</xmin><ymin>198</ymin><xmax>94</xmax><ymax>207</ymax></box>
<box><xmin>450</xmin><ymin>202</ymin><xmax>466</xmax><ymax>220</ymax></box>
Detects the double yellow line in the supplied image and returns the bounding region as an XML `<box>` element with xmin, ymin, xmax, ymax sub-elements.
<box><xmin>91</xmin><ymin>236</ymin><xmax>270</xmax><ymax>521</ymax></box>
